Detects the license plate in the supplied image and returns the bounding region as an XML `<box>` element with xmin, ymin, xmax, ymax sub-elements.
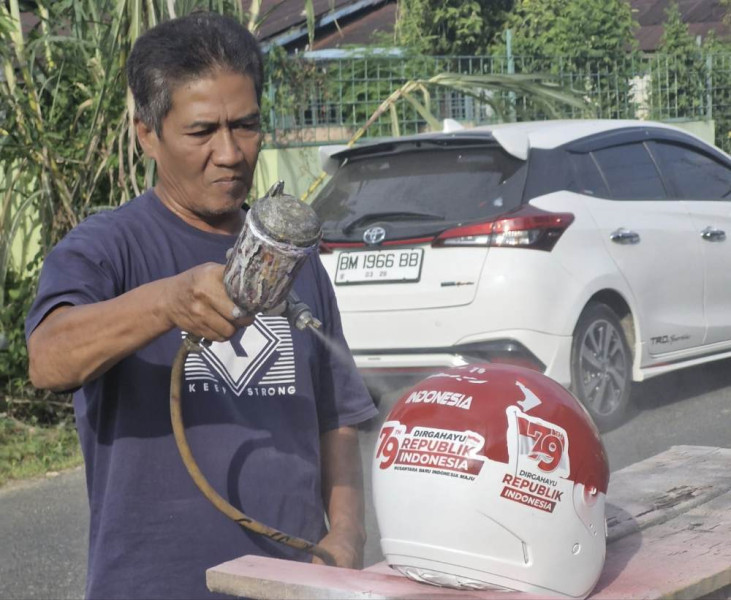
<box><xmin>334</xmin><ymin>248</ymin><xmax>424</xmax><ymax>284</ymax></box>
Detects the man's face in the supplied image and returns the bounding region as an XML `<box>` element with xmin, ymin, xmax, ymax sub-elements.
<box><xmin>137</xmin><ymin>70</ymin><xmax>261</xmax><ymax>232</ymax></box>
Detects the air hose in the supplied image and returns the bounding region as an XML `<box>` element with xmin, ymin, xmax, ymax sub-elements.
<box><xmin>169</xmin><ymin>330</ymin><xmax>336</xmax><ymax>567</ymax></box>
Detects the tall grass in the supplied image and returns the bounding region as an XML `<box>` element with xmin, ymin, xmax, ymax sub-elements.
<box><xmin>0</xmin><ymin>1</ymin><xmax>251</xmax><ymax>278</ymax></box>
<box><xmin>0</xmin><ymin>0</ymin><xmax>247</xmax><ymax>420</ymax></box>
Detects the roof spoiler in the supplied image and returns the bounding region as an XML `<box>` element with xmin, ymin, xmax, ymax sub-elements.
<box><xmin>491</xmin><ymin>128</ymin><xmax>529</xmax><ymax>160</ymax></box>
<box><xmin>318</xmin><ymin>144</ymin><xmax>349</xmax><ymax>175</ymax></box>
<box><xmin>442</xmin><ymin>119</ymin><xmax>464</xmax><ymax>133</ymax></box>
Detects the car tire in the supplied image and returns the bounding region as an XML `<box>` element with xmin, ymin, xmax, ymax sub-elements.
<box><xmin>570</xmin><ymin>302</ymin><xmax>633</xmax><ymax>432</ymax></box>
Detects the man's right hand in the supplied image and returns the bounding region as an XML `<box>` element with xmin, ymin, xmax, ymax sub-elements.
<box><xmin>28</xmin><ymin>263</ymin><xmax>253</xmax><ymax>391</ymax></box>
<box><xmin>163</xmin><ymin>262</ymin><xmax>254</xmax><ymax>342</ymax></box>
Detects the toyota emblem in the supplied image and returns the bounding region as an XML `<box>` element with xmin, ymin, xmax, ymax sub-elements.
<box><xmin>363</xmin><ymin>226</ymin><xmax>387</xmax><ymax>245</ymax></box>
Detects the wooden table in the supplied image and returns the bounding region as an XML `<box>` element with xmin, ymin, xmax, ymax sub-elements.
<box><xmin>207</xmin><ymin>445</ymin><xmax>731</xmax><ymax>599</ymax></box>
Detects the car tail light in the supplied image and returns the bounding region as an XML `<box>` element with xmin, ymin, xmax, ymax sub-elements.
<box><xmin>432</xmin><ymin>206</ymin><xmax>574</xmax><ymax>251</ymax></box>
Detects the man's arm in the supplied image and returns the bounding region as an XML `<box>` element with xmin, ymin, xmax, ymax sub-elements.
<box><xmin>28</xmin><ymin>263</ymin><xmax>251</xmax><ymax>391</ymax></box>
<box><xmin>314</xmin><ymin>425</ymin><xmax>367</xmax><ymax>569</ymax></box>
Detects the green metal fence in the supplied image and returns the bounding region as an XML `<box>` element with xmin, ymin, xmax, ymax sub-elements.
<box><xmin>264</xmin><ymin>52</ymin><xmax>731</xmax><ymax>153</ymax></box>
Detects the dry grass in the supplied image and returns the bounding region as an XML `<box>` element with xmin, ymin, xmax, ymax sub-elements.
<box><xmin>0</xmin><ymin>415</ymin><xmax>82</xmax><ymax>487</ymax></box>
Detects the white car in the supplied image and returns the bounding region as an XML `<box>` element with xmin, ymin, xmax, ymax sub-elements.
<box><xmin>312</xmin><ymin>119</ymin><xmax>731</xmax><ymax>430</ymax></box>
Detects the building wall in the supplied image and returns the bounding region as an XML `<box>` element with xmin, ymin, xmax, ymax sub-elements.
<box><xmin>670</xmin><ymin>119</ymin><xmax>715</xmax><ymax>145</ymax></box>
<box><xmin>253</xmin><ymin>146</ymin><xmax>325</xmax><ymax>201</ymax></box>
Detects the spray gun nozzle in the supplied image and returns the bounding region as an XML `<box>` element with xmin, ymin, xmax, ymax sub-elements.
<box><xmin>284</xmin><ymin>291</ymin><xmax>322</xmax><ymax>332</ymax></box>
<box><xmin>298</xmin><ymin>313</ymin><xmax>323</xmax><ymax>332</ymax></box>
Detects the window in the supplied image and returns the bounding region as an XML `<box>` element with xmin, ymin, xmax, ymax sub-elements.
<box><xmin>652</xmin><ymin>142</ymin><xmax>731</xmax><ymax>200</ymax></box>
<box><xmin>313</xmin><ymin>146</ymin><xmax>526</xmax><ymax>238</ymax></box>
<box><xmin>592</xmin><ymin>143</ymin><xmax>667</xmax><ymax>200</ymax></box>
<box><xmin>567</xmin><ymin>152</ymin><xmax>609</xmax><ymax>198</ymax></box>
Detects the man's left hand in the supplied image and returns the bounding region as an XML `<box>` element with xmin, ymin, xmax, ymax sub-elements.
<box><xmin>313</xmin><ymin>526</ymin><xmax>364</xmax><ymax>569</ymax></box>
<box><xmin>316</xmin><ymin>426</ymin><xmax>368</xmax><ymax>569</ymax></box>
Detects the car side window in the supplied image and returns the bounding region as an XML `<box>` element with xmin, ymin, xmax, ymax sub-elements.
<box><xmin>592</xmin><ymin>143</ymin><xmax>668</xmax><ymax>200</ymax></box>
<box><xmin>651</xmin><ymin>141</ymin><xmax>731</xmax><ymax>200</ymax></box>
<box><xmin>567</xmin><ymin>152</ymin><xmax>610</xmax><ymax>198</ymax></box>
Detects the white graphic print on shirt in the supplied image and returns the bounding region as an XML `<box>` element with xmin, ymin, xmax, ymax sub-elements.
<box><xmin>183</xmin><ymin>316</ymin><xmax>296</xmax><ymax>396</ymax></box>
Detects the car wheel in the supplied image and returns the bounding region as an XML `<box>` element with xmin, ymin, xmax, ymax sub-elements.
<box><xmin>570</xmin><ymin>302</ymin><xmax>632</xmax><ymax>432</ymax></box>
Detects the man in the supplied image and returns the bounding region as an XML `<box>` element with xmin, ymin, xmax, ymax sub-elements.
<box><xmin>25</xmin><ymin>12</ymin><xmax>377</xmax><ymax>600</ymax></box>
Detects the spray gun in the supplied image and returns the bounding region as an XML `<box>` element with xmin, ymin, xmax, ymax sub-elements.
<box><xmin>223</xmin><ymin>180</ymin><xmax>322</xmax><ymax>332</ymax></box>
<box><xmin>170</xmin><ymin>182</ymin><xmax>336</xmax><ymax>566</ymax></box>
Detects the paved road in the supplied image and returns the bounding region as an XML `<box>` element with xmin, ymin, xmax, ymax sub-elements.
<box><xmin>0</xmin><ymin>466</ymin><xmax>87</xmax><ymax>600</ymax></box>
<box><xmin>2</xmin><ymin>358</ymin><xmax>731</xmax><ymax>598</ymax></box>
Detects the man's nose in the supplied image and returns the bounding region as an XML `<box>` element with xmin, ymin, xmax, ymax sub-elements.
<box><xmin>212</xmin><ymin>128</ymin><xmax>244</xmax><ymax>165</ymax></box>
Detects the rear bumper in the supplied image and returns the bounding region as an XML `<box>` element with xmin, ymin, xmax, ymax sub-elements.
<box><xmin>352</xmin><ymin>333</ymin><xmax>574</xmax><ymax>391</ymax></box>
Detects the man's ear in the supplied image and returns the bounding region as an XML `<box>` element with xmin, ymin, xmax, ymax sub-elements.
<box><xmin>135</xmin><ymin>118</ymin><xmax>159</xmax><ymax>160</ymax></box>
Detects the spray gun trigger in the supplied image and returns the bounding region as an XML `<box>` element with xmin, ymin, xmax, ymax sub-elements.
<box><xmin>260</xmin><ymin>300</ymin><xmax>287</xmax><ymax>317</ymax></box>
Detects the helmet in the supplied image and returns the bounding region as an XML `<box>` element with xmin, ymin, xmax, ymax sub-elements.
<box><xmin>372</xmin><ymin>363</ymin><xmax>609</xmax><ymax>599</ymax></box>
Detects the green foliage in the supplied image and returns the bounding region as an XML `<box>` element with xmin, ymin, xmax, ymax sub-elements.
<box><xmin>0</xmin><ymin>0</ymin><xmax>246</xmax><ymax>257</ymax></box>
<box><xmin>0</xmin><ymin>0</ymin><xmax>245</xmax><ymax>428</ymax></box>
<box><xmin>497</xmin><ymin>0</ymin><xmax>638</xmax><ymax>118</ymax></box>
<box><xmin>722</xmin><ymin>0</ymin><xmax>731</xmax><ymax>28</ymax></box>
<box><xmin>267</xmin><ymin>49</ymin><xmax>591</xmax><ymax>145</ymax></box>
<box><xmin>0</xmin><ymin>416</ymin><xmax>82</xmax><ymax>486</ymax></box>
<box><xmin>265</xmin><ymin>49</ymin><xmax>448</xmax><ymax>140</ymax></box>
<box><xmin>703</xmin><ymin>32</ymin><xmax>731</xmax><ymax>154</ymax></box>
<box><xmin>332</xmin><ymin>52</ymin><xmax>442</xmax><ymax>138</ymax></box>
<box><xmin>263</xmin><ymin>44</ymin><xmax>332</xmax><ymax>138</ymax></box>
<box><xmin>650</xmin><ymin>2</ymin><xmax>705</xmax><ymax>119</ymax></box>
<box><xmin>0</xmin><ymin>267</ymin><xmax>35</xmax><ymax>387</ymax></box>
<box><xmin>499</xmin><ymin>0</ymin><xmax>637</xmax><ymax>59</ymax></box>
<box><xmin>647</xmin><ymin>3</ymin><xmax>731</xmax><ymax>151</ymax></box>
<box><xmin>396</xmin><ymin>0</ymin><xmax>513</xmax><ymax>56</ymax></box>
<box><xmin>498</xmin><ymin>0</ymin><xmax>563</xmax><ymax>58</ymax></box>
<box><xmin>0</xmin><ymin>262</ymin><xmax>74</xmax><ymax>424</ymax></box>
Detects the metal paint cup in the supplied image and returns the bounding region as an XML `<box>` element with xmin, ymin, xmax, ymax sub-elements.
<box><xmin>223</xmin><ymin>182</ymin><xmax>322</xmax><ymax>316</ymax></box>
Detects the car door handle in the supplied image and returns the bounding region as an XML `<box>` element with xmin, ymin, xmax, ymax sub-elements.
<box><xmin>701</xmin><ymin>226</ymin><xmax>726</xmax><ymax>242</ymax></box>
<box><xmin>609</xmin><ymin>228</ymin><xmax>640</xmax><ymax>245</ymax></box>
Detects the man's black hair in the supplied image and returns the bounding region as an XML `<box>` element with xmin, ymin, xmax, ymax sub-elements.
<box><xmin>127</xmin><ymin>12</ymin><xmax>264</xmax><ymax>135</ymax></box>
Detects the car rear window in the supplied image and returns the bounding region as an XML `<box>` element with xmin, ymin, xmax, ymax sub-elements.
<box><xmin>313</xmin><ymin>146</ymin><xmax>526</xmax><ymax>240</ymax></box>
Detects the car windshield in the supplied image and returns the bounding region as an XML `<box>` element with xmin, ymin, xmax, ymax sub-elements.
<box><xmin>313</xmin><ymin>145</ymin><xmax>526</xmax><ymax>241</ymax></box>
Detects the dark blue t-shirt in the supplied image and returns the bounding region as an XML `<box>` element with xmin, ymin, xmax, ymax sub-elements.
<box><xmin>25</xmin><ymin>191</ymin><xmax>377</xmax><ymax>600</ymax></box>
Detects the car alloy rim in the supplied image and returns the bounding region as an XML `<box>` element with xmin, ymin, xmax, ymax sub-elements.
<box><xmin>578</xmin><ymin>318</ymin><xmax>628</xmax><ymax>416</ymax></box>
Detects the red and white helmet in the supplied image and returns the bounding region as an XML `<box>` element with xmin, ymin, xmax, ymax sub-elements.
<box><xmin>372</xmin><ymin>364</ymin><xmax>609</xmax><ymax>599</ymax></box>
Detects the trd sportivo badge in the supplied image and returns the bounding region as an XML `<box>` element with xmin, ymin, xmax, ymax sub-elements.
<box><xmin>363</xmin><ymin>226</ymin><xmax>386</xmax><ymax>245</ymax></box>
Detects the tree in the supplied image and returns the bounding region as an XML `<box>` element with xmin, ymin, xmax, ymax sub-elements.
<box><xmin>495</xmin><ymin>0</ymin><xmax>563</xmax><ymax>60</ymax></box>
<box><xmin>722</xmin><ymin>0</ymin><xmax>731</xmax><ymax>28</ymax></box>
<box><xmin>498</xmin><ymin>0</ymin><xmax>638</xmax><ymax>118</ymax></box>
<box><xmin>650</xmin><ymin>2</ymin><xmax>705</xmax><ymax>120</ymax></box>
<box><xmin>698</xmin><ymin>31</ymin><xmax>731</xmax><ymax>153</ymax></box>
<box><xmin>500</xmin><ymin>0</ymin><xmax>637</xmax><ymax>60</ymax></box>
<box><xmin>395</xmin><ymin>0</ymin><xmax>514</xmax><ymax>56</ymax></box>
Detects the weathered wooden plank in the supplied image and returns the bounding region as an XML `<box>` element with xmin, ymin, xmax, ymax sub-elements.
<box><xmin>605</xmin><ymin>446</ymin><xmax>731</xmax><ymax>542</ymax></box>
<box><xmin>593</xmin><ymin>489</ymin><xmax>731</xmax><ymax>599</ymax></box>
<box><xmin>207</xmin><ymin>446</ymin><xmax>731</xmax><ymax>600</ymax></box>
<box><xmin>207</xmin><ymin>556</ymin><xmax>542</xmax><ymax>600</ymax></box>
